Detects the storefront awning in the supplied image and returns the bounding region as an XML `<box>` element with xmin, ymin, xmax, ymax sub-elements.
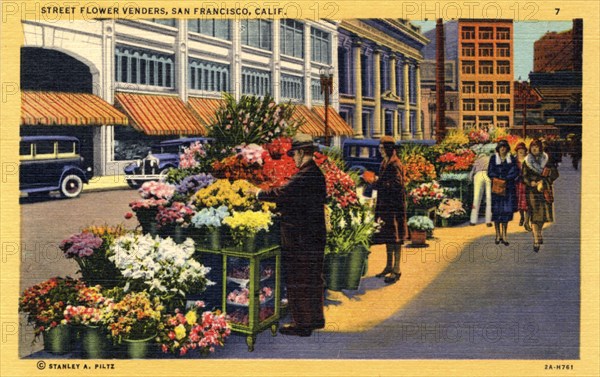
<box><xmin>115</xmin><ymin>92</ymin><xmax>206</xmax><ymax>136</ymax></box>
<box><xmin>311</xmin><ymin>106</ymin><xmax>355</xmax><ymax>136</ymax></box>
<box><xmin>187</xmin><ymin>97</ymin><xmax>225</xmax><ymax>127</ymax></box>
<box><xmin>292</xmin><ymin>105</ymin><xmax>327</xmax><ymax>137</ymax></box>
<box><xmin>21</xmin><ymin>91</ymin><xmax>128</xmax><ymax>126</ymax></box>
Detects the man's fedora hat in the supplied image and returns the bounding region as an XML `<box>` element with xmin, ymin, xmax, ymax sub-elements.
<box><xmin>286</xmin><ymin>133</ymin><xmax>315</xmax><ymax>157</ymax></box>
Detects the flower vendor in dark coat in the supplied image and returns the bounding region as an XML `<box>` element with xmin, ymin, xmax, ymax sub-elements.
<box><xmin>368</xmin><ymin>136</ymin><xmax>407</xmax><ymax>284</ymax></box>
<box><xmin>255</xmin><ymin>133</ymin><xmax>327</xmax><ymax>337</ymax></box>
<box><xmin>522</xmin><ymin>139</ymin><xmax>560</xmax><ymax>252</ymax></box>
<box><xmin>487</xmin><ymin>139</ymin><xmax>518</xmax><ymax>246</ymax></box>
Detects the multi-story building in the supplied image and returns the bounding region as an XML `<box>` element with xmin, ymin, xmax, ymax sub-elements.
<box><xmin>337</xmin><ymin>19</ymin><xmax>429</xmax><ymax>140</ymax></box>
<box><xmin>421</xmin><ymin>19</ymin><xmax>514</xmax><ymax>131</ymax></box>
<box><xmin>20</xmin><ymin>18</ymin><xmax>352</xmax><ymax>176</ymax></box>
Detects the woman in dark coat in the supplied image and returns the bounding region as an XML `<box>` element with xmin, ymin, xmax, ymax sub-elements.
<box><xmin>522</xmin><ymin>139</ymin><xmax>559</xmax><ymax>252</ymax></box>
<box><xmin>487</xmin><ymin>139</ymin><xmax>518</xmax><ymax>245</ymax></box>
<box><xmin>368</xmin><ymin>136</ymin><xmax>407</xmax><ymax>284</ymax></box>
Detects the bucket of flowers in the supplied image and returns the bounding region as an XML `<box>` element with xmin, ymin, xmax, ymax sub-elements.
<box><xmin>19</xmin><ymin>277</ymin><xmax>85</xmax><ymax>354</ymax></box>
<box><xmin>155</xmin><ymin>201</ymin><xmax>196</xmax><ymax>242</ymax></box>
<box><xmin>129</xmin><ymin>181</ymin><xmax>176</xmax><ymax>234</ymax></box>
<box><xmin>158</xmin><ymin>301</ymin><xmax>231</xmax><ymax>357</ymax></box>
<box><xmin>108</xmin><ymin>233</ymin><xmax>213</xmax><ymax>311</ymax></box>
<box><xmin>103</xmin><ymin>291</ymin><xmax>163</xmax><ymax>358</ymax></box>
<box><xmin>190</xmin><ymin>205</ymin><xmax>231</xmax><ymax>250</ymax></box>
<box><xmin>407</xmin><ymin>216</ymin><xmax>435</xmax><ymax>246</ymax></box>
<box><xmin>436</xmin><ymin>198</ymin><xmax>468</xmax><ymax>227</ymax></box>
<box><xmin>408</xmin><ymin>181</ymin><xmax>447</xmax><ymax>213</ymax></box>
<box><xmin>222</xmin><ymin>210</ymin><xmax>272</xmax><ymax>252</ymax></box>
<box><xmin>59</xmin><ymin>225</ymin><xmax>128</xmax><ymax>288</ymax></box>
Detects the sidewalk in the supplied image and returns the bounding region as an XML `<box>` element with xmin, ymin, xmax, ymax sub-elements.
<box><xmin>84</xmin><ymin>174</ymin><xmax>130</xmax><ymax>192</ymax></box>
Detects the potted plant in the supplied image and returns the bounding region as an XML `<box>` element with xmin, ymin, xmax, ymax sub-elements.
<box><xmin>129</xmin><ymin>181</ymin><xmax>176</xmax><ymax>234</ymax></box>
<box><xmin>158</xmin><ymin>301</ymin><xmax>231</xmax><ymax>357</ymax></box>
<box><xmin>19</xmin><ymin>277</ymin><xmax>84</xmax><ymax>354</ymax></box>
<box><xmin>190</xmin><ymin>205</ymin><xmax>230</xmax><ymax>250</ymax></box>
<box><xmin>108</xmin><ymin>233</ymin><xmax>213</xmax><ymax>311</ymax></box>
<box><xmin>407</xmin><ymin>216</ymin><xmax>435</xmax><ymax>246</ymax></box>
<box><xmin>436</xmin><ymin>198</ymin><xmax>467</xmax><ymax>227</ymax></box>
<box><xmin>103</xmin><ymin>291</ymin><xmax>162</xmax><ymax>358</ymax></box>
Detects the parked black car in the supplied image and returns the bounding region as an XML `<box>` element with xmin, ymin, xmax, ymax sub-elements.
<box><xmin>342</xmin><ymin>138</ymin><xmax>436</xmax><ymax>173</ymax></box>
<box><xmin>19</xmin><ymin>136</ymin><xmax>91</xmax><ymax>198</ymax></box>
<box><xmin>123</xmin><ymin>137</ymin><xmax>213</xmax><ymax>188</ymax></box>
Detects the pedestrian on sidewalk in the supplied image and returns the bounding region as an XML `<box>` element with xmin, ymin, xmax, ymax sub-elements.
<box><xmin>252</xmin><ymin>133</ymin><xmax>327</xmax><ymax>337</ymax></box>
<box><xmin>522</xmin><ymin>139</ymin><xmax>560</xmax><ymax>252</ymax></box>
<box><xmin>515</xmin><ymin>142</ymin><xmax>532</xmax><ymax>232</ymax></box>
<box><xmin>468</xmin><ymin>147</ymin><xmax>494</xmax><ymax>227</ymax></box>
<box><xmin>365</xmin><ymin>136</ymin><xmax>407</xmax><ymax>285</ymax></box>
<box><xmin>488</xmin><ymin>139</ymin><xmax>518</xmax><ymax>246</ymax></box>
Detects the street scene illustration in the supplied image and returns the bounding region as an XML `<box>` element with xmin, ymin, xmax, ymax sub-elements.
<box><xmin>18</xmin><ymin>17</ymin><xmax>582</xmax><ymax>359</ymax></box>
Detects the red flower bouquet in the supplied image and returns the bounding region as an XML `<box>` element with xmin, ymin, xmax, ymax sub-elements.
<box><xmin>314</xmin><ymin>152</ymin><xmax>358</xmax><ymax>208</ymax></box>
<box><xmin>437</xmin><ymin>148</ymin><xmax>476</xmax><ymax>172</ymax></box>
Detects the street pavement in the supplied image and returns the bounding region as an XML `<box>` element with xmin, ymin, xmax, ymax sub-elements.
<box><xmin>20</xmin><ymin>158</ymin><xmax>580</xmax><ymax>359</ymax></box>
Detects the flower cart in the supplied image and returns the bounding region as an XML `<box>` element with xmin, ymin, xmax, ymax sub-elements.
<box><xmin>196</xmin><ymin>244</ymin><xmax>281</xmax><ymax>352</ymax></box>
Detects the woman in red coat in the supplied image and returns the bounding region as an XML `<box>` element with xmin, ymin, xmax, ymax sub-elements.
<box><xmin>367</xmin><ymin>136</ymin><xmax>408</xmax><ymax>284</ymax></box>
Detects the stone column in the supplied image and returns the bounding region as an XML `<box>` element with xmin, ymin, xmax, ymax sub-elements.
<box><xmin>393</xmin><ymin>109</ymin><xmax>399</xmax><ymax>139</ymax></box>
<box><xmin>97</xmin><ymin>19</ymin><xmax>117</xmax><ymax>177</ymax></box>
<box><xmin>390</xmin><ymin>55</ymin><xmax>397</xmax><ymax>96</ymax></box>
<box><xmin>176</xmin><ymin>19</ymin><xmax>188</xmax><ymax>102</ymax></box>
<box><xmin>303</xmin><ymin>23</ymin><xmax>312</xmax><ymax>105</ymax></box>
<box><xmin>272</xmin><ymin>20</ymin><xmax>281</xmax><ymax>103</ymax></box>
<box><xmin>373</xmin><ymin>48</ymin><xmax>382</xmax><ymax>138</ymax></box>
<box><xmin>353</xmin><ymin>40</ymin><xmax>363</xmax><ymax>138</ymax></box>
<box><xmin>402</xmin><ymin>61</ymin><xmax>411</xmax><ymax>140</ymax></box>
<box><xmin>231</xmin><ymin>20</ymin><xmax>242</xmax><ymax>100</ymax></box>
<box><xmin>414</xmin><ymin>64</ymin><xmax>423</xmax><ymax>139</ymax></box>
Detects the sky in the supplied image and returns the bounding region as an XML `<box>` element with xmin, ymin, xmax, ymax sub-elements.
<box><xmin>412</xmin><ymin>20</ymin><xmax>573</xmax><ymax>81</ymax></box>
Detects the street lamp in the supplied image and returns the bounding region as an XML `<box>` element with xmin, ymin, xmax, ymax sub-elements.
<box><xmin>319</xmin><ymin>66</ymin><xmax>334</xmax><ymax>146</ymax></box>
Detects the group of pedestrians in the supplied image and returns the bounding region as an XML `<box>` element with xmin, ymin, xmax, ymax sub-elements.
<box><xmin>469</xmin><ymin>139</ymin><xmax>560</xmax><ymax>252</ymax></box>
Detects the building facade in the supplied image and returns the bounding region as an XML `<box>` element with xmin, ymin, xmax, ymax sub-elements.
<box><xmin>21</xmin><ymin>18</ymin><xmax>348</xmax><ymax>176</ymax></box>
<box><xmin>421</xmin><ymin>19</ymin><xmax>514</xmax><ymax>130</ymax></box>
<box><xmin>337</xmin><ymin>19</ymin><xmax>429</xmax><ymax>140</ymax></box>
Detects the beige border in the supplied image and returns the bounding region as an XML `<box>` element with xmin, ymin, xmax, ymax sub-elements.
<box><xmin>1</xmin><ymin>1</ymin><xmax>598</xmax><ymax>376</ymax></box>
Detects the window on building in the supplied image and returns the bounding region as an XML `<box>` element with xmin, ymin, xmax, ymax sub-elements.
<box><xmin>311</xmin><ymin>27</ymin><xmax>330</xmax><ymax>63</ymax></box>
<box><xmin>461</xmin><ymin>26</ymin><xmax>475</xmax><ymax>40</ymax></box>
<box><xmin>462</xmin><ymin>99</ymin><xmax>475</xmax><ymax>111</ymax></box>
<box><xmin>479</xmin><ymin>99</ymin><xmax>494</xmax><ymax>111</ymax></box>
<box><xmin>241</xmin><ymin>67</ymin><xmax>271</xmax><ymax>96</ymax></box>
<box><xmin>497</xmin><ymin>81</ymin><xmax>511</xmax><ymax>94</ymax></box>
<box><xmin>479</xmin><ymin>81</ymin><xmax>494</xmax><ymax>94</ymax></box>
<box><xmin>115</xmin><ymin>46</ymin><xmax>174</xmax><ymax>88</ymax></box>
<box><xmin>496</xmin><ymin>116</ymin><xmax>510</xmax><ymax>127</ymax></box>
<box><xmin>497</xmin><ymin>61</ymin><xmax>511</xmax><ymax>75</ymax></box>
<box><xmin>463</xmin><ymin>115</ymin><xmax>476</xmax><ymax>128</ymax></box>
<box><xmin>479</xmin><ymin>43</ymin><xmax>494</xmax><ymax>57</ymax></box>
<box><xmin>361</xmin><ymin>53</ymin><xmax>372</xmax><ymax>97</ymax></box>
<box><xmin>338</xmin><ymin>47</ymin><xmax>351</xmax><ymax>95</ymax></box>
<box><xmin>380</xmin><ymin>57</ymin><xmax>388</xmax><ymax>92</ymax></box>
<box><xmin>409</xmin><ymin>65</ymin><xmax>417</xmax><ymax>104</ymax></box>
<box><xmin>147</xmin><ymin>19</ymin><xmax>176</xmax><ymax>27</ymax></box>
<box><xmin>496</xmin><ymin>99</ymin><xmax>510</xmax><ymax>112</ymax></box>
<box><xmin>280</xmin><ymin>20</ymin><xmax>304</xmax><ymax>58</ymax></box>
<box><xmin>280</xmin><ymin>74</ymin><xmax>304</xmax><ymax>101</ymax></box>
<box><xmin>462</xmin><ymin>81</ymin><xmax>475</xmax><ymax>93</ymax></box>
<box><xmin>479</xmin><ymin>61</ymin><xmax>494</xmax><ymax>74</ymax></box>
<box><xmin>241</xmin><ymin>20</ymin><xmax>272</xmax><ymax>51</ymax></box>
<box><xmin>478</xmin><ymin>116</ymin><xmax>494</xmax><ymax>128</ymax></box>
<box><xmin>462</xmin><ymin>43</ymin><xmax>475</xmax><ymax>57</ymax></box>
<box><xmin>384</xmin><ymin>111</ymin><xmax>393</xmax><ymax>136</ymax></box>
<box><xmin>189</xmin><ymin>59</ymin><xmax>230</xmax><ymax>93</ymax></box>
<box><xmin>362</xmin><ymin>111</ymin><xmax>372</xmax><ymax>138</ymax></box>
<box><xmin>311</xmin><ymin>79</ymin><xmax>324</xmax><ymax>102</ymax></box>
<box><xmin>397</xmin><ymin>60</ymin><xmax>404</xmax><ymax>97</ymax></box>
<box><xmin>497</xmin><ymin>43</ymin><xmax>510</xmax><ymax>57</ymax></box>
<box><xmin>188</xmin><ymin>19</ymin><xmax>230</xmax><ymax>40</ymax></box>
<box><xmin>496</xmin><ymin>28</ymin><xmax>510</xmax><ymax>40</ymax></box>
<box><xmin>479</xmin><ymin>27</ymin><xmax>493</xmax><ymax>39</ymax></box>
<box><xmin>462</xmin><ymin>61</ymin><xmax>475</xmax><ymax>74</ymax></box>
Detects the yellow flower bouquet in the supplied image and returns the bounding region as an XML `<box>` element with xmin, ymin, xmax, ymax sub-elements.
<box><xmin>194</xmin><ymin>179</ymin><xmax>274</xmax><ymax>213</ymax></box>
<box><xmin>222</xmin><ymin>210</ymin><xmax>272</xmax><ymax>249</ymax></box>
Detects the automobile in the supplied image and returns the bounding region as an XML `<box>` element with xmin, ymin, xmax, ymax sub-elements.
<box><xmin>123</xmin><ymin>137</ymin><xmax>213</xmax><ymax>188</ymax></box>
<box><xmin>342</xmin><ymin>138</ymin><xmax>437</xmax><ymax>174</ymax></box>
<box><xmin>19</xmin><ymin>136</ymin><xmax>92</xmax><ymax>198</ymax></box>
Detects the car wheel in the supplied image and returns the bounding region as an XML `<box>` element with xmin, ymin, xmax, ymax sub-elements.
<box><xmin>60</xmin><ymin>174</ymin><xmax>83</xmax><ymax>198</ymax></box>
<box><xmin>126</xmin><ymin>179</ymin><xmax>141</xmax><ymax>189</ymax></box>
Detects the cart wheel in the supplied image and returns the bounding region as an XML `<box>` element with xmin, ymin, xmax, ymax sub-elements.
<box><xmin>271</xmin><ymin>324</ymin><xmax>278</xmax><ymax>337</ymax></box>
<box><xmin>246</xmin><ymin>335</ymin><xmax>256</xmax><ymax>352</ymax></box>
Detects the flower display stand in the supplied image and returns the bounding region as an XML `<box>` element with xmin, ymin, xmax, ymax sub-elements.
<box><xmin>196</xmin><ymin>243</ymin><xmax>281</xmax><ymax>352</ymax></box>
